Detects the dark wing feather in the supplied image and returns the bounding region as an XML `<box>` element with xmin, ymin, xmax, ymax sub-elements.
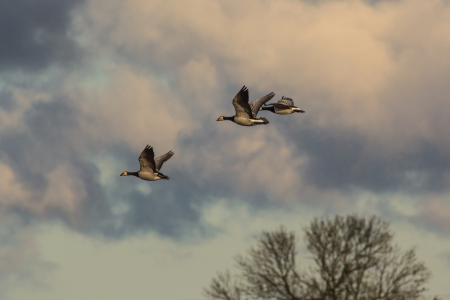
<box><xmin>138</xmin><ymin>145</ymin><xmax>156</xmax><ymax>172</ymax></box>
<box><xmin>277</xmin><ymin>96</ymin><xmax>294</xmax><ymax>107</ymax></box>
<box><xmin>249</xmin><ymin>92</ymin><xmax>275</xmax><ymax>117</ymax></box>
<box><xmin>155</xmin><ymin>150</ymin><xmax>174</xmax><ymax>171</ymax></box>
<box><xmin>272</xmin><ymin>103</ymin><xmax>291</xmax><ymax>110</ymax></box>
<box><xmin>232</xmin><ymin>86</ymin><xmax>253</xmax><ymax>119</ymax></box>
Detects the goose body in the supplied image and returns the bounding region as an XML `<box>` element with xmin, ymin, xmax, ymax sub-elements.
<box><xmin>120</xmin><ymin>145</ymin><xmax>173</xmax><ymax>181</ymax></box>
<box><xmin>217</xmin><ymin>86</ymin><xmax>274</xmax><ymax>126</ymax></box>
<box><xmin>260</xmin><ymin>96</ymin><xmax>305</xmax><ymax>115</ymax></box>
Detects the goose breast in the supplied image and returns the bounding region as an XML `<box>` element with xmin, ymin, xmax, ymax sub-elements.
<box><xmin>234</xmin><ymin>116</ymin><xmax>255</xmax><ymax>126</ymax></box>
<box><xmin>138</xmin><ymin>171</ymin><xmax>159</xmax><ymax>181</ymax></box>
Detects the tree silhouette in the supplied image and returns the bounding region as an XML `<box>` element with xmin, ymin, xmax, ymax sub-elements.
<box><xmin>204</xmin><ymin>215</ymin><xmax>431</xmax><ymax>300</ymax></box>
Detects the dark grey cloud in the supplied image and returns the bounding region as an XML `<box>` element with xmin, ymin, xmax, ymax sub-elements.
<box><xmin>0</xmin><ymin>88</ymin><xmax>280</xmax><ymax>240</ymax></box>
<box><xmin>1</xmin><ymin>98</ymin><xmax>108</xmax><ymax>229</ymax></box>
<box><xmin>2</xmin><ymin>0</ymin><xmax>450</xmax><ymax>244</ymax></box>
<box><xmin>252</xmin><ymin>102</ymin><xmax>449</xmax><ymax>196</ymax></box>
<box><xmin>4</xmin><ymin>70</ymin><xmax>449</xmax><ymax>243</ymax></box>
<box><xmin>0</xmin><ymin>89</ymin><xmax>16</xmax><ymax>111</ymax></box>
<box><xmin>98</xmin><ymin>141</ymin><xmax>274</xmax><ymax>239</ymax></box>
<box><xmin>119</xmin><ymin>183</ymin><xmax>203</xmax><ymax>237</ymax></box>
<box><xmin>0</xmin><ymin>0</ymin><xmax>84</xmax><ymax>72</ymax></box>
<box><xmin>0</xmin><ymin>95</ymin><xmax>215</xmax><ymax>239</ymax></box>
<box><xmin>2</xmin><ymin>98</ymin><xmax>80</xmax><ymax>192</ymax></box>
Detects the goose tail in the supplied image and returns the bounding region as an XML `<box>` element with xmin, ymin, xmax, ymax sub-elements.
<box><xmin>158</xmin><ymin>172</ymin><xmax>170</xmax><ymax>180</ymax></box>
<box><xmin>258</xmin><ymin>117</ymin><xmax>270</xmax><ymax>125</ymax></box>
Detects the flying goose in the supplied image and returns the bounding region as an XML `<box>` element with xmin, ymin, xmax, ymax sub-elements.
<box><xmin>120</xmin><ymin>145</ymin><xmax>173</xmax><ymax>181</ymax></box>
<box><xmin>217</xmin><ymin>86</ymin><xmax>273</xmax><ymax>126</ymax></box>
<box><xmin>260</xmin><ymin>96</ymin><xmax>305</xmax><ymax>115</ymax></box>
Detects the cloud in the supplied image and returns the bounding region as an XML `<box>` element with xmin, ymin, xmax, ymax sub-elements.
<box><xmin>3</xmin><ymin>1</ymin><xmax>450</xmax><ymax>298</ymax></box>
<box><xmin>1</xmin><ymin>0</ymin><xmax>450</xmax><ymax>244</ymax></box>
<box><xmin>0</xmin><ymin>91</ymin><xmax>109</xmax><ymax>232</ymax></box>
<box><xmin>0</xmin><ymin>89</ymin><xmax>16</xmax><ymax>111</ymax></box>
<box><xmin>75</xmin><ymin>0</ymin><xmax>450</xmax><ymax>238</ymax></box>
<box><xmin>0</xmin><ymin>0</ymin><xmax>85</xmax><ymax>72</ymax></box>
<box><xmin>0</xmin><ymin>218</ymin><xmax>56</xmax><ymax>298</ymax></box>
<box><xmin>409</xmin><ymin>198</ymin><xmax>450</xmax><ymax>237</ymax></box>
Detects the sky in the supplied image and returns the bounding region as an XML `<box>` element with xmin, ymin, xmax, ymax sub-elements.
<box><xmin>1</xmin><ymin>0</ymin><xmax>450</xmax><ymax>299</ymax></box>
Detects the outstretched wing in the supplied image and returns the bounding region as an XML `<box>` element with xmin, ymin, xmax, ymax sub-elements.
<box><xmin>155</xmin><ymin>150</ymin><xmax>174</xmax><ymax>171</ymax></box>
<box><xmin>277</xmin><ymin>96</ymin><xmax>294</xmax><ymax>107</ymax></box>
<box><xmin>232</xmin><ymin>86</ymin><xmax>253</xmax><ymax>119</ymax></box>
<box><xmin>249</xmin><ymin>92</ymin><xmax>275</xmax><ymax>117</ymax></box>
<box><xmin>139</xmin><ymin>145</ymin><xmax>156</xmax><ymax>172</ymax></box>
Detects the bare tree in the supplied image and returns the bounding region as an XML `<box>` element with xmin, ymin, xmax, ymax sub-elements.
<box><xmin>363</xmin><ymin>246</ymin><xmax>431</xmax><ymax>300</ymax></box>
<box><xmin>204</xmin><ymin>226</ymin><xmax>308</xmax><ymax>300</ymax></box>
<box><xmin>235</xmin><ymin>226</ymin><xmax>307</xmax><ymax>300</ymax></box>
<box><xmin>204</xmin><ymin>270</ymin><xmax>243</xmax><ymax>300</ymax></box>
<box><xmin>204</xmin><ymin>215</ymin><xmax>432</xmax><ymax>300</ymax></box>
<box><xmin>303</xmin><ymin>215</ymin><xmax>431</xmax><ymax>300</ymax></box>
<box><xmin>304</xmin><ymin>215</ymin><xmax>394</xmax><ymax>299</ymax></box>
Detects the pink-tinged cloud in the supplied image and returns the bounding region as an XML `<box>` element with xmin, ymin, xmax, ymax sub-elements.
<box><xmin>0</xmin><ymin>0</ymin><xmax>450</xmax><ymax>240</ymax></box>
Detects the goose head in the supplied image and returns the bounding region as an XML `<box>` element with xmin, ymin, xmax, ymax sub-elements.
<box><xmin>120</xmin><ymin>171</ymin><xmax>128</xmax><ymax>176</ymax></box>
<box><xmin>217</xmin><ymin>116</ymin><xmax>235</xmax><ymax>121</ymax></box>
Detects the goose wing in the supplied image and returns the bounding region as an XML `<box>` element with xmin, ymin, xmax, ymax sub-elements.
<box><xmin>249</xmin><ymin>92</ymin><xmax>275</xmax><ymax>117</ymax></box>
<box><xmin>278</xmin><ymin>96</ymin><xmax>294</xmax><ymax>107</ymax></box>
<box><xmin>155</xmin><ymin>150</ymin><xmax>174</xmax><ymax>171</ymax></box>
<box><xmin>232</xmin><ymin>86</ymin><xmax>253</xmax><ymax>119</ymax></box>
<box><xmin>272</xmin><ymin>103</ymin><xmax>291</xmax><ymax>110</ymax></box>
<box><xmin>139</xmin><ymin>145</ymin><xmax>156</xmax><ymax>172</ymax></box>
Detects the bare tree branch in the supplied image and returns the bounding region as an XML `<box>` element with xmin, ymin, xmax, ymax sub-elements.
<box><xmin>204</xmin><ymin>215</ymin><xmax>431</xmax><ymax>300</ymax></box>
<box><xmin>236</xmin><ymin>226</ymin><xmax>306</xmax><ymax>300</ymax></box>
<box><xmin>204</xmin><ymin>270</ymin><xmax>243</xmax><ymax>300</ymax></box>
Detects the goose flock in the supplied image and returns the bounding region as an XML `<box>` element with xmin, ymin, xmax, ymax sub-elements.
<box><xmin>121</xmin><ymin>85</ymin><xmax>305</xmax><ymax>181</ymax></box>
